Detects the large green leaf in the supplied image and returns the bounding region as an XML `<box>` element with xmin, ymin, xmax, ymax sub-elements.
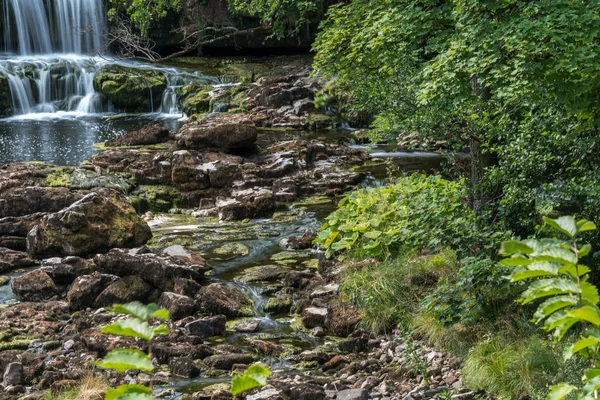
<box><xmin>567</xmin><ymin>306</ymin><xmax>600</xmax><ymax>327</ymax></box>
<box><xmin>577</xmin><ymin>219</ymin><xmax>597</xmax><ymax>234</ymax></box>
<box><xmin>101</xmin><ymin>319</ymin><xmax>154</xmax><ymax>341</ymax></box>
<box><xmin>109</xmin><ymin>302</ymin><xmax>169</xmax><ymax>321</ymax></box>
<box><xmin>105</xmin><ymin>384</ymin><xmax>152</xmax><ymax>400</ymax></box>
<box><xmin>579</xmin><ymin>244</ymin><xmax>593</xmax><ymax>258</ymax></box>
<box><xmin>544</xmin><ymin>216</ymin><xmax>577</xmax><ymax>238</ymax></box>
<box><xmin>519</xmin><ymin>278</ymin><xmax>580</xmax><ymax>304</ymax></box>
<box><xmin>581</xmin><ymin>281</ymin><xmax>600</xmax><ymax>305</ymax></box>
<box><xmin>564</xmin><ymin>336</ymin><xmax>600</xmax><ymax>360</ymax></box>
<box><xmin>510</xmin><ymin>262</ymin><xmax>559</xmax><ymax>282</ymax></box>
<box><xmin>499</xmin><ymin>240</ymin><xmax>534</xmax><ymax>255</ymax></box>
<box><xmin>532</xmin><ymin>296</ymin><xmax>577</xmax><ymax>323</ymax></box>
<box><xmin>231</xmin><ymin>364</ymin><xmax>271</xmax><ymax>396</ymax></box>
<box><xmin>581</xmin><ymin>376</ymin><xmax>600</xmax><ymax>398</ymax></box>
<box><xmin>535</xmin><ymin>248</ymin><xmax>577</xmax><ymax>265</ymax></box>
<box><xmin>546</xmin><ymin>383</ymin><xmax>577</xmax><ymax>400</ymax></box>
<box><xmin>96</xmin><ymin>349</ymin><xmax>154</xmax><ymax>372</ymax></box>
<box><xmin>499</xmin><ymin>255</ymin><xmax>533</xmax><ymax>266</ymax></box>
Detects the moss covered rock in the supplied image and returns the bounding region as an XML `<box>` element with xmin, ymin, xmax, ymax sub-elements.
<box><xmin>131</xmin><ymin>185</ymin><xmax>182</xmax><ymax>213</ymax></box>
<box><xmin>27</xmin><ymin>189</ymin><xmax>152</xmax><ymax>258</ymax></box>
<box><xmin>0</xmin><ymin>74</ymin><xmax>12</xmax><ymax>117</ymax></box>
<box><xmin>93</xmin><ymin>65</ymin><xmax>167</xmax><ymax>112</ymax></box>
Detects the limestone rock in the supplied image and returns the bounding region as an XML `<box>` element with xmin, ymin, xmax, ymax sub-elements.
<box><xmin>27</xmin><ymin>189</ymin><xmax>152</xmax><ymax>258</ymax></box>
<box><xmin>12</xmin><ymin>269</ymin><xmax>57</xmax><ymax>302</ymax></box>
<box><xmin>176</xmin><ymin>114</ymin><xmax>257</xmax><ymax>153</ymax></box>
<box><xmin>159</xmin><ymin>292</ymin><xmax>196</xmax><ymax>320</ymax></box>
<box><xmin>185</xmin><ymin>315</ymin><xmax>226</xmax><ymax>339</ymax></box>
<box><xmin>196</xmin><ymin>283</ymin><xmax>254</xmax><ymax>318</ymax></box>
<box><xmin>94</xmin><ymin>276</ymin><xmax>153</xmax><ymax>308</ymax></box>
<box><xmin>106</xmin><ymin>124</ymin><xmax>170</xmax><ymax>147</ymax></box>
<box><xmin>66</xmin><ymin>272</ymin><xmax>119</xmax><ymax>311</ymax></box>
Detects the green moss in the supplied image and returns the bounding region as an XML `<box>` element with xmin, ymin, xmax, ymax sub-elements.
<box><xmin>131</xmin><ymin>185</ymin><xmax>182</xmax><ymax>213</ymax></box>
<box><xmin>42</xmin><ymin>341</ymin><xmax>62</xmax><ymax>350</ymax></box>
<box><xmin>45</xmin><ymin>169</ymin><xmax>73</xmax><ymax>187</ymax></box>
<box><xmin>0</xmin><ymin>276</ymin><xmax>11</xmax><ymax>286</ymax></box>
<box><xmin>212</xmin><ymin>243</ymin><xmax>250</xmax><ymax>258</ymax></box>
<box><xmin>307</xmin><ymin>113</ymin><xmax>333</xmax><ymax>130</ymax></box>
<box><xmin>265</xmin><ymin>296</ymin><xmax>293</xmax><ymax>314</ymax></box>
<box><xmin>0</xmin><ymin>339</ymin><xmax>33</xmax><ymax>351</ymax></box>
<box><xmin>293</xmin><ymin>196</ymin><xmax>334</xmax><ymax>207</ymax></box>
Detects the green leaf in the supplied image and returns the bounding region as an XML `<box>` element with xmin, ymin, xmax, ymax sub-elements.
<box><xmin>563</xmin><ymin>336</ymin><xmax>600</xmax><ymax>360</ymax></box>
<box><xmin>96</xmin><ymin>349</ymin><xmax>154</xmax><ymax>372</ymax></box>
<box><xmin>109</xmin><ymin>302</ymin><xmax>167</xmax><ymax>321</ymax></box>
<box><xmin>546</xmin><ymin>383</ymin><xmax>577</xmax><ymax>400</ymax></box>
<box><xmin>150</xmin><ymin>309</ymin><xmax>170</xmax><ymax>321</ymax></box>
<box><xmin>580</xmin><ymin>244</ymin><xmax>592</xmax><ymax>258</ymax></box>
<box><xmin>114</xmin><ymin>394</ymin><xmax>154</xmax><ymax>400</ymax></box>
<box><xmin>500</xmin><ymin>240</ymin><xmax>534</xmax><ymax>255</ymax></box>
<box><xmin>532</xmin><ymin>296</ymin><xmax>577</xmax><ymax>322</ymax></box>
<box><xmin>101</xmin><ymin>319</ymin><xmax>154</xmax><ymax>341</ymax></box>
<box><xmin>567</xmin><ymin>306</ymin><xmax>600</xmax><ymax>327</ymax></box>
<box><xmin>152</xmin><ymin>324</ymin><xmax>170</xmax><ymax>336</ymax></box>
<box><xmin>105</xmin><ymin>385</ymin><xmax>151</xmax><ymax>400</ymax></box>
<box><xmin>324</xmin><ymin>231</ymin><xmax>339</xmax><ymax>248</ymax></box>
<box><xmin>511</xmin><ymin>262</ymin><xmax>559</xmax><ymax>282</ymax></box>
<box><xmin>581</xmin><ymin>376</ymin><xmax>600</xmax><ymax>398</ymax></box>
<box><xmin>577</xmin><ymin>219</ymin><xmax>597</xmax><ymax>233</ymax></box>
<box><xmin>519</xmin><ymin>278</ymin><xmax>580</xmax><ymax>304</ymax></box>
<box><xmin>535</xmin><ymin>248</ymin><xmax>577</xmax><ymax>265</ymax></box>
<box><xmin>231</xmin><ymin>364</ymin><xmax>271</xmax><ymax>396</ymax></box>
<box><xmin>544</xmin><ymin>216</ymin><xmax>577</xmax><ymax>238</ymax></box>
<box><xmin>581</xmin><ymin>281</ymin><xmax>600</xmax><ymax>305</ymax></box>
<box><xmin>499</xmin><ymin>255</ymin><xmax>533</xmax><ymax>266</ymax></box>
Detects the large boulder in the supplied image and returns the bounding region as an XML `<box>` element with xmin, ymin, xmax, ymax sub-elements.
<box><xmin>0</xmin><ymin>248</ymin><xmax>37</xmax><ymax>272</ymax></box>
<box><xmin>12</xmin><ymin>269</ymin><xmax>58</xmax><ymax>302</ymax></box>
<box><xmin>93</xmin><ymin>65</ymin><xmax>167</xmax><ymax>112</ymax></box>
<box><xmin>0</xmin><ymin>187</ymin><xmax>86</xmax><ymax>218</ymax></box>
<box><xmin>40</xmin><ymin>256</ymin><xmax>96</xmax><ymax>284</ymax></box>
<box><xmin>106</xmin><ymin>124</ymin><xmax>170</xmax><ymax>147</ymax></box>
<box><xmin>89</xmin><ymin>149</ymin><xmax>172</xmax><ymax>186</ymax></box>
<box><xmin>0</xmin><ymin>74</ymin><xmax>12</xmax><ymax>117</ymax></box>
<box><xmin>27</xmin><ymin>189</ymin><xmax>152</xmax><ymax>258</ymax></box>
<box><xmin>196</xmin><ymin>283</ymin><xmax>254</xmax><ymax>318</ymax></box>
<box><xmin>176</xmin><ymin>114</ymin><xmax>257</xmax><ymax>153</ymax></box>
<box><xmin>66</xmin><ymin>272</ymin><xmax>119</xmax><ymax>311</ymax></box>
<box><xmin>94</xmin><ymin>276</ymin><xmax>153</xmax><ymax>307</ymax></box>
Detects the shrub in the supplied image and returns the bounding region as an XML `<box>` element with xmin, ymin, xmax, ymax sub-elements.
<box><xmin>316</xmin><ymin>175</ymin><xmax>482</xmax><ymax>260</ymax></box>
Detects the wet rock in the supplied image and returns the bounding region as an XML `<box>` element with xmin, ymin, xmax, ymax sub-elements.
<box><xmin>169</xmin><ymin>357</ymin><xmax>200</xmax><ymax>378</ymax></box>
<box><xmin>107</xmin><ymin>124</ymin><xmax>170</xmax><ymax>147</ymax></box>
<box><xmin>67</xmin><ymin>272</ymin><xmax>119</xmax><ymax>311</ymax></box>
<box><xmin>40</xmin><ymin>256</ymin><xmax>96</xmax><ymax>284</ymax></box>
<box><xmin>203</xmin><ymin>354</ymin><xmax>255</xmax><ymax>370</ymax></box>
<box><xmin>301</xmin><ymin>307</ymin><xmax>328</xmax><ymax>329</ymax></box>
<box><xmin>159</xmin><ymin>292</ymin><xmax>196</xmax><ymax>320</ymax></box>
<box><xmin>280</xmin><ymin>232</ymin><xmax>317</xmax><ymax>250</ymax></box>
<box><xmin>176</xmin><ymin>114</ymin><xmax>257</xmax><ymax>153</ymax></box>
<box><xmin>310</xmin><ymin>284</ymin><xmax>339</xmax><ymax>299</ymax></box>
<box><xmin>173</xmin><ymin>278</ymin><xmax>202</xmax><ymax>298</ymax></box>
<box><xmin>3</xmin><ymin>362</ymin><xmax>23</xmax><ymax>387</ymax></box>
<box><xmin>186</xmin><ymin>315</ymin><xmax>226</xmax><ymax>339</ymax></box>
<box><xmin>171</xmin><ymin>150</ymin><xmax>210</xmax><ymax>191</ymax></box>
<box><xmin>233</xmin><ymin>319</ymin><xmax>260</xmax><ymax>333</ymax></box>
<box><xmin>0</xmin><ymin>187</ymin><xmax>85</xmax><ymax>218</ymax></box>
<box><xmin>245</xmin><ymin>339</ymin><xmax>287</xmax><ymax>357</ymax></box>
<box><xmin>0</xmin><ymin>74</ymin><xmax>12</xmax><ymax>117</ymax></box>
<box><xmin>0</xmin><ymin>248</ymin><xmax>37</xmax><ymax>272</ymax></box>
<box><xmin>322</xmin><ymin>355</ymin><xmax>350</xmax><ymax>372</ymax></box>
<box><xmin>94</xmin><ymin>276</ymin><xmax>153</xmax><ymax>307</ymax></box>
<box><xmin>94</xmin><ymin>65</ymin><xmax>167</xmax><ymax>112</ymax></box>
<box><xmin>336</xmin><ymin>389</ymin><xmax>368</xmax><ymax>400</ymax></box>
<box><xmin>265</xmin><ymin>296</ymin><xmax>293</xmax><ymax>314</ymax></box>
<box><xmin>11</xmin><ymin>269</ymin><xmax>57</xmax><ymax>302</ymax></box>
<box><xmin>300</xmin><ymin>351</ymin><xmax>330</xmax><ymax>365</ymax></box>
<box><xmin>293</xmin><ymin>99</ymin><xmax>316</xmax><ymax>115</ymax></box>
<box><xmin>153</xmin><ymin>342</ymin><xmax>213</xmax><ymax>364</ymax></box>
<box><xmin>81</xmin><ymin>329</ymin><xmax>143</xmax><ymax>356</ymax></box>
<box><xmin>287</xmin><ymin>383</ymin><xmax>326</xmax><ymax>400</ymax></box>
<box><xmin>27</xmin><ymin>189</ymin><xmax>152</xmax><ymax>258</ymax></box>
<box><xmin>246</xmin><ymin>388</ymin><xmax>284</xmax><ymax>400</ymax></box>
<box><xmin>94</xmin><ymin>248</ymin><xmax>211</xmax><ymax>290</ymax></box>
<box><xmin>246</xmin><ymin>83</ymin><xmax>312</xmax><ymax>110</ymax></box>
<box><xmin>89</xmin><ymin>149</ymin><xmax>172</xmax><ymax>185</ymax></box>
<box><xmin>196</xmin><ymin>284</ymin><xmax>254</xmax><ymax>318</ymax></box>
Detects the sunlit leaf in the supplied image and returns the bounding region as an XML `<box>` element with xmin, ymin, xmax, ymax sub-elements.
<box><xmin>101</xmin><ymin>319</ymin><xmax>154</xmax><ymax>341</ymax></box>
<box><xmin>96</xmin><ymin>349</ymin><xmax>154</xmax><ymax>372</ymax></box>
<box><xmin>544</xmin><ymin>216</ymin><xmax>577</xmax><ymax>238</ymax></box>
<box><xmin>500</xmin><ymin>240</ymin><xmax>533</xmax><ymax>255</ymax></box>
<box><xmin>105</xmin><ymin>384</ymin><xmax>151</xmax><ymax>400</ymax></box>
<box><xmin>563</xmin><ymin>336</ymin><xmax>600</xmax><ymax>360</ymax></box>
<box><xmin>546</xmin><ymin>383</ymin><xmax>577</xmax><ymax>400</ymax></box>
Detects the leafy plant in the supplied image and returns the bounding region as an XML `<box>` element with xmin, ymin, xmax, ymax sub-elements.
<box><xmin>95</xmin><ymin>302</ymin><xmax>170</xmax><ymax>400</ymax></box>
<box><xmin>500</xmin><ymin>216</ymin><xmax>600</xmax><ymax>399</ymax></box>
<box><xmin>316</xmin><ymin>174</ymin><xmax>484</xmax><ymax>260</ymax></box>
<box><xmin>231</xmin><ymin>364</ymin><xmax>271</xmax><ymax>396</ymax></box>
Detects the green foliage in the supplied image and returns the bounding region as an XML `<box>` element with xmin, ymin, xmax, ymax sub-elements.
<box><xmin>424</xmin><ymin>255</ymin><xmax>518</xmax><ymax>326</ymax></box>
<box><xmin>341</xmin><ymin>249</ymin><xmax>458</xmax><ymax>334</ymax></box>
<box><xmin>96</xmin><ymin>302</ymin><xmax>170</xmax><ymax>400</ymax></box>
<box><xmin>462</xmin><ymin>336</ymin><xmax>560</xmax><ymax>400</ymax></box>
<box><xmin>316</xmin><ymin>174</ymin><xmax>487</xmax><ymax>260</ymax></box>
<box><xmin>108</xmin><ymin>0</ymin><xmax>181</xmax><ymax>36</ymax></box>
<box><xmin>501</xmin><ymin>216</ymin><xmax>600</xmax><ymax>399</ymax></box>
<box><xmin>230</xmin><ymin>364</ymin><xmax>271</xmax><ymax>396</ymax></box>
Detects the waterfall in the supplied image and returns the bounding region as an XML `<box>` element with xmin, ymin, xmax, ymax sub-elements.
<box><xmin>2</xmin><ymin>0</ymin><xmax>105</xmax><ymax>55</ymax></box>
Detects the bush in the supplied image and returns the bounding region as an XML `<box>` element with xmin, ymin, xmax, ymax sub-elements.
<box><xmin>316</xmin><ymin>175</ymin><xmax>483</xmax><ymax>260</ymax></box>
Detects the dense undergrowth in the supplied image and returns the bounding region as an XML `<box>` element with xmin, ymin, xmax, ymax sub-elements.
<box><xmin>320</xmin><ymin>175</ymin><xmax>596</xmax><ymax>399</ymax></box>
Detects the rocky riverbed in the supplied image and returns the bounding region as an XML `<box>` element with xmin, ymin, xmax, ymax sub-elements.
<box><xmin>0</xmin><ymin>62</ymin><xmax>473</xmax><ymax>400</ymax></box>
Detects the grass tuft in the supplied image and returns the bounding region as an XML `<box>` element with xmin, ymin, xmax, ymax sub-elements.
<box><xmin>53</xmin><ymin>374</ymin><xmax>109</xmax><ymax>400</ymax></box>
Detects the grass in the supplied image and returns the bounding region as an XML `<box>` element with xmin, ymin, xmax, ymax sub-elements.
<box><xmin>52</xmin><ymin>374</ymin><xmax>109</xmax><ymax>400</ymax></box>
<box><xmin>462</xmin><ymin>335</ymin><xmax>560</xmax><ymax>400</ymax></box>
<box><xmin>340</xmin><ymin>248</ymin><xmax>458</xmax><ymax>334</ymax></box>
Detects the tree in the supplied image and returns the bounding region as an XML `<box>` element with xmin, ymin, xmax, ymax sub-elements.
<box><xmin>105</xmin><ymin>0</ymin><xmax>325</xmax><ymax>62</ymax></box>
